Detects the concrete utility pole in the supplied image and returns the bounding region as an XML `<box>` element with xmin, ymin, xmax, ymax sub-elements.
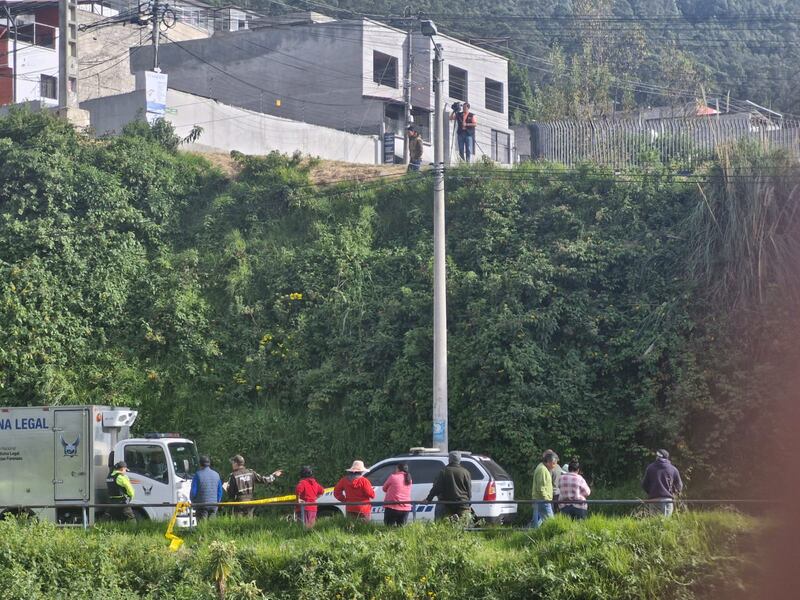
<box><xmin>403</xmin><ymin>21</ymin><xmax>413</xmax><ymax>164</ymax></box>
<box><xmin>59</xmin><ymin>0</ymin><xmax>80</xmax><ymax>109</ymax></box>
<box><xmin>152</xmin><ymin>0</ymin><xmax>161</xmax><ymax>70</ymax></box>
<box><xmin>2</xmin><ymin>4</ymin><xmax>17</xmax><ymax>103</ymax></box>
<box><xmin>432</xmin><ymin>36</ymin><xmax>448</xmax><ymax>452</ymax></box>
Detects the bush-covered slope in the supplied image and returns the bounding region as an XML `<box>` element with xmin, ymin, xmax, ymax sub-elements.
<box><xmin>1</xmin><ymin>112</ymin><xmax>796</xmax><ymax>493</ymax></box>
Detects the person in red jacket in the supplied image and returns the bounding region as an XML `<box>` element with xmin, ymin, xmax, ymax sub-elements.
<box><xmin>295</xmin><ymin>465</ymin><xmax>326</xmax><ymax>528</ymax></box>
<box><xmin>333</xmin><ymin>460</ymin><xmax>375</xmax><ymax>521</ymax></box>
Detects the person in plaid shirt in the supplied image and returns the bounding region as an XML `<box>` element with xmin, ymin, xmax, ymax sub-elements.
<box><xmin>558</xmin><ymin>459</ymin><xmax>591</xmax><ymax>519</ymax></box>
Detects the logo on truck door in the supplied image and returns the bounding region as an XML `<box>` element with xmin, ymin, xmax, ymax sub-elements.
<box><xmin>60</xmin><ymin>434</ymin><xmax>80</xmax><ymax>457</ymax></box>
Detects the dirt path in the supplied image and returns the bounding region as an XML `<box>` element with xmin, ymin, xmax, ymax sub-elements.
<box><xmin>189</xmin><ymin>152</ymin><xmax>406</xmax><ymax>185</ymax></box>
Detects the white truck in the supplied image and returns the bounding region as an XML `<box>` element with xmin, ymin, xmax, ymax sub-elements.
<box><xmin>0</xmin><ymin>405</ymin><xmax>199</xmax><ymax>526</ymax></box>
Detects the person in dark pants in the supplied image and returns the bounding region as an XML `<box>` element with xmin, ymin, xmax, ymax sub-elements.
<box><xmin>449</xmin><ymin>102</ymin><xmax>477</xmax><ymax>163</ymax></box>
<box><xmin>426</xmin><ymin>452</ymin><xmax>472</xmax><ymax>520</ymax></box>
<box><xmin>382</xmin><ymin>463</ymin><xmax>412</xmax><ymax>526</ymax></box>
<box><xmin>642</xmin><ymin>449</ymin><xmax>683</xmax><ymax>517</ymax></box>
<box><xmin>191</xmin><ymin>455</ymin><xmax>223</xmax><ymax>520</ymax></box>
<box><xmin>407</xmin><ymin>125</ymin><xmax>424</xmax><ymax>171</ymax></box>
<box><xmin>227</xmin><ymin>454</ymin><xmax>283</xmax><ymax>517</ymax></box>
<box><xmin>106</xmin><ymin>461</ymin><xmax>135</xmax><ymax>522</ymax></box>
<box><xmin>558</xmin><ymin>459</ymin><xmax>591</xmax><ymax>520</ymax></box>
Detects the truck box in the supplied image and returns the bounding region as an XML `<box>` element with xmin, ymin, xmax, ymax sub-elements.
<box><xmin>0</xmin><ymin>405</ymin><xmax>198</xmax><ymax>526</ymax></box>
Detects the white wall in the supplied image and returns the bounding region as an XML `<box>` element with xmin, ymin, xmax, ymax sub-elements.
<box><xmin>14</xmin><ymin>39</ymin><xmax>59</xmax><ymax>106</ymax></box>
<box><xmin>81</xmin><ymin>87</ymin><xmax>381</xmax><ymax>165</ymax></box>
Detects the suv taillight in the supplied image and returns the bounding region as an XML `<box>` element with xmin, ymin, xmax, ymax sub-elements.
<box><xmin>483</xmin><ymin>480</ymin><xmax>496</xmax><ymax>502</ymax></box>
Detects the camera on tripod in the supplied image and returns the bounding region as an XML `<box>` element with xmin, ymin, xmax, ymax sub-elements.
<box><xmin>451</xmin><ymin>101</ymin><xmax>463</xmax><ymax>113</ymax></box>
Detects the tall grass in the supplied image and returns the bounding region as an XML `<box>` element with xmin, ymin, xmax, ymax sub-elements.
<box><xmin>688</xmin><ymin>142</ymin><xmax>800</xmax><ymax>312</ymax></box>
<box><xmin>0</xmin><ymin>512</ymin><xmax>756</xmax><ymax>599</ymax></box>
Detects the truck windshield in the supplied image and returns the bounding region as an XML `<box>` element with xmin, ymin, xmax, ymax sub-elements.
<box><xmin>168</xmin><ymin>442</ymin><xmax>199</xmax><ymax>480</ymax></box>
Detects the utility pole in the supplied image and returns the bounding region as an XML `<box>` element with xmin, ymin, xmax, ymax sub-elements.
<box><xmin>432</xmin><ymin>37</ymin><xmax>447</xmax><ymax>453</ymax></box>
<box><xmin>2</xmin><ymin>4</ymin><xmax>17</xmax><ymax>103</ymax></box>
<box><xmin>59</xmin><ymin>0</ymin><xmax>80</xmax><ymax>110</ymax></box>
<box><xmin>403</xmin><ymin>21</ymin><xmax>413</xmax><ymax>164</ymax></box>
<box><xmin>152</xmin><ymin>0</ymin><xmax>161</xmax><ymax>70</ymax></box>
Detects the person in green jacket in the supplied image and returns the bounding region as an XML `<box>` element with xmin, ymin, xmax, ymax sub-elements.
<box><xmin>530</xmin><ymin>450</ymin><xmax>558</xmax><ymax>528</ymax></box>
<box><xmin>106</xmin><ymin>461</ymin><xmax>136</xmax><ymax>521</ymax></box>
<box><xmin>426</xmin><ymin>452</ymin><xmax>472</xmax><ymax>520</ymax></box>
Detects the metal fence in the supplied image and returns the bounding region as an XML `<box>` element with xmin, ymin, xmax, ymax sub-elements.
<box><xmin>2</xmin><ymin>498</ymin><xmax>777</xmax><ymax>530</ymax></box>
<box><xmin>519</xmin><ymin>113</ymin><xmax>800</xmax><ymax>168</ymax></box>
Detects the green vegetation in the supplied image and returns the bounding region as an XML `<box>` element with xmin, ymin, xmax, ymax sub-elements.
<box><xmin>1</xmin><ymin>111</ymin><xmax>797</xmax><ymax>495</ymax></box>
<box><xmin>0</xmin><ymin>512</ymin><xmax>757</xmax><ymax>599</ymax></box>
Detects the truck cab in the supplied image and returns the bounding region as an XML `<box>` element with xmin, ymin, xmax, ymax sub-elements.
<box><xmin>110</xmin><ymin>433</ymin><xmax>199</xmax><ymax>526</ymax></box>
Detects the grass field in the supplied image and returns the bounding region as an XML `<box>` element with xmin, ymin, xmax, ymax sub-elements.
<box><xmin>0</xmin><ymin>511</ymin><xmax>758</xmax><ymax>599</ymax></box>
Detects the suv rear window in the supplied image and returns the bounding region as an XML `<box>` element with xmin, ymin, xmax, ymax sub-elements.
<box><xmin>461</xmin><ymin>460</ymin><xmax>485</xmax><ymax>480</ymax></box>
<box><xmin>472</xmin><ymin>456</ymin><xmax>512</xmax><ymax>480</ymax></box>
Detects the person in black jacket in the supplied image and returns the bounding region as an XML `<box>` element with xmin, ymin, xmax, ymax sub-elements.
<box><xmin>407</xmin><ymin>125</ymin><xmax>424</xmax><ymax>171</ymax></box>
<box><xmin>641</xmin><ymin>449</ymin><xmax>683</xmax><ymax>517</ymax></box>
<box><xmin>425</xmin><ymin>452</ymin><xmax>472</xmax><ymax>520</ymax></box>
<box><xmin>227</xmin><ymin>454</ymin><xmax>283</xmax><ymax>517</ymax></box>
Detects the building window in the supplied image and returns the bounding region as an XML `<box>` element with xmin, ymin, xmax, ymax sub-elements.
<box><xmin>384</xmin><ymin>103</ymin><xmax>403</xmax><ymax>135</ymax></box>
<box><xmin>373</xmin><ymin>51</ymin><xmax>398</xmax><ymax>88</ymax></box>
<box><xmin>411</xmin><ymin>106</ymin><xmax>431</xmax><ymax>142</ymax></box>
<box><xmin>40</xmin><ymin>75</ymin><xmax>57</xmax><ymax>100</ymax></box>
<box><xmin>485</xmin><ymin>78</ymin><xmax>504</xmax><ymax>113</ymax></box>
<box><xmin>491</xmin><ymin>129</ymin><xmax>511</xmax><ymax>164</ymax></box>
<box><xmin>449</xmin><ymin>65</ymin><xmax>467</xmax><ymax>101</ymax></box>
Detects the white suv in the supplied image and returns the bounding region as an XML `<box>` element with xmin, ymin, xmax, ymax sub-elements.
<box><xmin>317</xmin><ymin>449</ymin><xmax>516</xmax><ymax>524</ymax></box>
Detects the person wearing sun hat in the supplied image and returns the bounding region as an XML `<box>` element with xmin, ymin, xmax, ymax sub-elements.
<box><xmin>333</xmin><ymin>459</ymin><xmax>376</xmax><ymax>521</ymax></box>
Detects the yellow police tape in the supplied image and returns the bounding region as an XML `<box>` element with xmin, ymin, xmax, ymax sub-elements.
<box><xmin>164</xmin><ymin>489</ymin><xmax>334</xmax><ymax>551</ymax></box>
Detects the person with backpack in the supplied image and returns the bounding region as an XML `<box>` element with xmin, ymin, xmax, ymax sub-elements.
<box><xmin>295</xmin><ymin>465</ymin><xmax>326</xmax><ymax>528</ymax></box>
<box><xmin>382</xmin><ymin>463</ymin><xmax>413</xmax><ymax>526</ymax></box>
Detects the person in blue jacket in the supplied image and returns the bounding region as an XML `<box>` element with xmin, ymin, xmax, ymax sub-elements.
<box><xmin>191</xmin><ymin>455</ymin><xmax>223</xmax><ymax>519</ymax></box>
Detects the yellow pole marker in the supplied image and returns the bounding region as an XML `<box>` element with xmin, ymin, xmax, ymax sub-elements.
<box><xmin>164</xmin><ymin>489</ymin><xmax>334</xmax><ymax>550</ymax></box>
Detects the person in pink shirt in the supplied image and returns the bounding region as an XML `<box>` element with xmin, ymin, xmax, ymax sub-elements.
<box><xmin>558</xmin><ymin>459</ymin><xmax>591</xmax><ymax>520</ymax></box>
<box><xmin>382</xmin><ymin>463</ymin><xmax>412</xmax><ymax>526</ymax></box>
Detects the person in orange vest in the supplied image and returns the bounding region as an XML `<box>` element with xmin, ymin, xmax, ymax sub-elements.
<box><xmin>333</xmin><ymin>460</ymin><xmax>375</xmax><ymax>521</ymax></box>
<box><xmin>450</xmin><ymin>102</ymin><xmax>477</xmax><ymax>162</ymax></box>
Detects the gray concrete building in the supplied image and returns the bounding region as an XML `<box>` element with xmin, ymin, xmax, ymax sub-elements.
<box><xmin>129</xmin><ymin>12</ymin><xmax>514</xmax><ymax>164</ymax></box>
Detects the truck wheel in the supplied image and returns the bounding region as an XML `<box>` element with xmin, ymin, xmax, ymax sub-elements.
<box><xmin>0</xmin><ymin>507</ymin><xmax>35</xmax><ymax>521</ymax></box>
<box><xmin>133</xmin><ymin>508</ymin><xmax>150</xmax><ymax>522</ymax></box>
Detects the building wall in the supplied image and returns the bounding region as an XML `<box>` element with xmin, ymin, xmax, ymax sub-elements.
<box><xmin>78</xmin><ymin>10</ymin><xmax>210</xmax><ymax>101</ymax></box>
<box><xmin>130</xmin><ymin>19</ymin><xmax>411</xmax><ymax>136</ymax></box>
<box><xmin>126</xmin><ymin>17</ymin><xmax>512</xmax><ymax>163</ymax></box>
<box><xmin>80</xmin><ymin>87</ymin><xmax>381</xmax><ymax>164</ymax></box>
<box><xmin>411</xmin><ymin>33</ymin><xmax>512</xmax><ymax>164</ymax></box>
<box><xmin>13</xmin><ymin>40</ymin><xmax>59</xmax><ymax>106</ymax></box>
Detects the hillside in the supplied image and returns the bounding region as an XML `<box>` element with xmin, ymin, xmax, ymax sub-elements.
<box><xmin>239</xmin><ymin>0</ymin><xmax>800</xmax><ymax>121</ymax></box>
<box><xmin>1</xmin><ymin>111</ymin><xmax>797</xmax><ymax>493</ymax></box>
